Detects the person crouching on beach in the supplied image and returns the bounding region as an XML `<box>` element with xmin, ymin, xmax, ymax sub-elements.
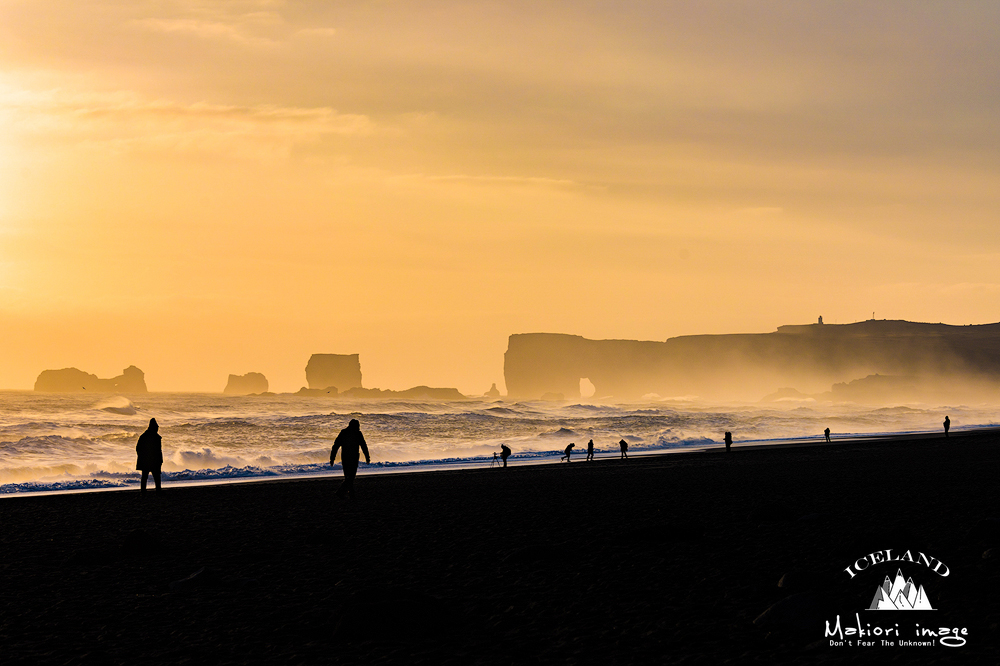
<box><xmin>586</xmin><ymin>439</ymin><xmax>595</xmax><ymax>461</ymax></box>
<box><xmin>561</xmin><ymin>442</ymin><xmax>575</xmax><ymax>462</ymax></box>
<box><xmin>619</xmin><ymin>438</ymin><xmax>629</xmax><ymax>459</ymax></box>
<box><xmin>330</xmin><ymin>418</ymin><xmax>371</xmax><ymax>499</ymax></box>
<box><xmin>500</xmin><ymin>443</ymin><xmax>511</xmax><ymax>468</ymax></box>
<box><xmin>136</xmin><ymin>418</ymin><xmax>163</xmax><ymax>494</ymax></box>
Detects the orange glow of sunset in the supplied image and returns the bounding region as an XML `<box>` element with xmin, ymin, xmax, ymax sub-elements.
<box><xmin>2</xmin><ymin>2</ymin><xmax>999</xmax><ymax>393</ymax></box>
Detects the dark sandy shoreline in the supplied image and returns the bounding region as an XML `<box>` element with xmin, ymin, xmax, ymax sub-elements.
<box><xmin>5</xmin><ymin>426</ymin><xmax>992</xmax><ymax>499</ymax></box>
<box><xmin>2</xmin><ymin>431</ymin><xmax>999</xmax><ymax>664</ymax></box>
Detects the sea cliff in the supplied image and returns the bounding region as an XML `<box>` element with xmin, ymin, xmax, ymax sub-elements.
<box><xmin>503</xmin><ymin>320</ymin><xmax>1000</xmax><ymax>401</ymax></box>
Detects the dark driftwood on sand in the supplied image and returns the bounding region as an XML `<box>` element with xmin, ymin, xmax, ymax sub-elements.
<box><xmin>1</xmin><ymin>433</ymin><xmax>998</xmax><ymax>663</ymax></box>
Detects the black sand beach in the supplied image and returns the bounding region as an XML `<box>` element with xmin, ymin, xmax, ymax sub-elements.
<box><xmin>2</xmin><ymin>432</ymin><xmax>999</xmax><ymax>664</ymax></box>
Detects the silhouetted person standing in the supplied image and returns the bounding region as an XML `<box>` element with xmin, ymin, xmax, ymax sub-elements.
<box><xmin>724</xmin><ymin>431</ymin><xmax>733</xmax><ymax>453</ymax></box>
<box><xmin>561</xmin><ymin>442</ymin><xmax>575</xmax><ymax>462</ymax></box>
<box><xmin>500</xmin><ymin>443</ymin><xmax>511</xmax><ymax>468</ymax></box>
<box><xmin>824</xmin><ymin>428</ymin><xmax>831</xmax><ymax>443</ymax></box>
<box><xmin>586</xmin><ymin>439</ymin><xmax>595</xmax><ymax>461</ymax></box>
<box><xmin>944</xmin><ymin>416</ymin><xmax>950</xmax><ymax>438</ymax></box>
<box><xmin>619</xmin><ymin>438</ymin><xmax>629</xmax><ymax>459</ymax></box>
<box><xmin>136</xmin><ymin>418</ymin><xmax>163</xmax><ymax>494</ymax></box>
<box><xmin>330</xmin><ymin>418</ymin><xmax>370</xmax><ymax>499</ymax></box>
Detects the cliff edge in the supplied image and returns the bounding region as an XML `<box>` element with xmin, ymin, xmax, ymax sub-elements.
<box><xmin>503</xmin><ymin>321</ymin><xmax>1000</xmax><ymax>401</ymax></box>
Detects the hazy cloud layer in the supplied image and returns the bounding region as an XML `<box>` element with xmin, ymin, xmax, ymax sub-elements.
<box><xmin>1</xmin><ymin>1</ymin><xmax>999</xmax><ymax>392</ymax></box>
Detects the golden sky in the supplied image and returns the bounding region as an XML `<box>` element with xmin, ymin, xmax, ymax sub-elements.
<box><xmin>2</xmin><ymin>1</ymin><xmax>999</xmax><ymax>393</ymax></box>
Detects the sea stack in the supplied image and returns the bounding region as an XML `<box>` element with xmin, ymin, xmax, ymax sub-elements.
<box><xmin>224</xmin><ymin>372</ymin><xmax>269</xmax><ymax>395</ymax></box>
<box><xmin>34</xmin><ymin>366</ymin><xmax>148</xmax><ymax>393</ymax></box>
<box><xmin>305</xmin><ymin>354</ymin><xmax>362</xmax><ymax>391</ymax></box>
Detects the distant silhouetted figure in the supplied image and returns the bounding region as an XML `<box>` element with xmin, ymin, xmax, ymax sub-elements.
<box><xmin>500</xmin><ymin>443</ymin><xmax>511</xmax><ymax>468</ymax></box>
<box><xmin>330</xmin><ymin>418</ymin><xmax>371</xmax><ymax>498</ymax></box>
<box><xmin>944</xmin><ymin>416</ymin><xmax>950</xmax><ymax>438</ymax></box>
<box><xmin>724</xmin><ymin>431</ymin><xmax>733</xmax><ymax>453</ymax></box>
<box><xmin>619</xmin><ymin>438</ymin><xmax>629</xmax><ymax>459</ymax></box>
<box><xmin>586</xmin><ymin>439</ymin><xmax>595</xmax><ymax>461</ymax></box>
<box><xmin>136</xmin><ymin>418</ymin><xmax>163</xmax><ymax>494</ymax></box>
<box><xmin>561</xmin><ymin>442</ymin><xmax>575</xmax><ymax>462</ymax></box>
<box><xmin>824</xmin><ymin>428</ymin><xmax>831</xmax><ymax>443</ymax></box>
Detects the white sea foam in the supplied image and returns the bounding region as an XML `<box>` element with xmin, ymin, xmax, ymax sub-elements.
<box><xmin>173</xmin><ymin>447</ymin><xmax>251</xmax><ymax>469</ymax></box>
<box><xmin>0</xmin><ymin>391</ymin><xmax>995</xmax><ymax>495</ymax></box>
<box><xmin>95</xmin><ymin>396</ymin><xmax>139</xmax><ymax>416</ymax></box>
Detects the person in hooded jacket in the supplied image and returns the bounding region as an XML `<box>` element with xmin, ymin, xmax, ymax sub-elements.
<box><xmin>136</xmin><ymin>418</ymin><xmax>163</xmax><ymax>494</ymax></box>
<box><xmin>330</xmin><ymin>418</ymin><xmax>371</xmax><ymax>498</ymax></box>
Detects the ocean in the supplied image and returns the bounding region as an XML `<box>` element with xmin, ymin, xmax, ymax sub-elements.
<box><xmin>0</xmin><ymin>391</ymin><xmax>994</xmax><ymax>494</ymax></box>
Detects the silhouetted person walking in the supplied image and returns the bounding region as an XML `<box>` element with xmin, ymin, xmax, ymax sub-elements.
<box><xmin>944</xmin><ymin>416</ymin><xmax>950</xmax><ymax>438</ymax></box>
<box><xmin>500</xmin><ymin>443</ymin><xmax>511</xmax><ymax>468</ymax></box>
<box><xmin>824</xmin><ymin>428</ymin><xmax>831</xmax><ymax>443</ymax></box>
<box><xmin>561</xmin><ymin>442</ymin><xmax>575</xmax><ymax>462</ymax></box>
<box><xmin>330</xmin><ymin>418</ymin><xmax>370</xmax><ymax>498</ymax></box>
<box><xmin>586</xmin><ymin>439</ymin><xmax>595</xmax><ymax>461</ymax></box>
<box><xmin>724</xmin><ymin>431</ymin><xmax>733</xmax><ymax>453</ymax></box>
<box><xmin>136</xmin><ymin>418</ymin><xmax>163</xmax><ymax>494</ymax></box>
<box><xmin>619</xmin><ymin>438</ymin><xmax>629</xmax><ymax>459</ymax></box>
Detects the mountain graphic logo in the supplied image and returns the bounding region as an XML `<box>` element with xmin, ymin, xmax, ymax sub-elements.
<box><xmin>867</xmin><ymin>569</ymin><xmax>934</xmax><ymax>610</ymax></box>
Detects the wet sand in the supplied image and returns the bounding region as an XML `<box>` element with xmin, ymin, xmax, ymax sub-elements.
<box><xmin>2</xmin><ymin>431</ymin><xmax>999</xmax><ymax>664</ymax></box>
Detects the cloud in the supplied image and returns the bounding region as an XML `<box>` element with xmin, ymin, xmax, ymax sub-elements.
<box><xmin>1</xmin><ymin>86</ymin><xmax>374</xmax><ymax>158</ymax></box>
<box><xmin>296</xmin><ymin>27</ymin><xmax>337</xmax><ymax>38</ymax></box>
<box><xmin>935</xmin><ymin>282</ymin><xmax>1000</xmax><ymax>296</ymax></box>
<box><xmin>424</xmin><ymin>174</ymin><xmax>582</xmax><ymax>189</ymax></box>
<box><xmin>134</xmin><ymin>18</ymin><xmax>255</xmax><ymax>42</ymax></box>
<box><xmin>129</xmin><ymin>2</ymin><xmax>287</xmax><ymax>46</ymax></box>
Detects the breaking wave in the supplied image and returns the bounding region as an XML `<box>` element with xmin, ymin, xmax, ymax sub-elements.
<box><xmin>1</xmin><ymin>391</ymin><xmax>994</xmax><ymax>495</ymax></box>
<box><xmin>539</xmin><ymin>427</ymin><xmax>578</xmax><ymax>438</ymax></box>
<box><xmin>0</xmin><ymin>447</ymin><xmax>633</xmax><ymax>494</ymax></box>
<box><xmin>96</xmin><ymin>396</ymin><xmax>139</xmax><ymax>416</ymax></box>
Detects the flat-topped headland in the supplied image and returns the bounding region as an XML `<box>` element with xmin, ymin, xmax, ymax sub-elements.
<box><xmin>504</xmin><ymin>320</ymin><xmax>1000</xmax><ymax>401</ymax></box>
<box><xmin>1</xmin><ymin>430</ymin><xmax>997</xmax><ymax>663</ymax></box>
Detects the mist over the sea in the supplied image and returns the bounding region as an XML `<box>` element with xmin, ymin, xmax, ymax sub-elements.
<box><xmin>1</xmin><ymin>391</ymin><xmax>993</xmax><ymax>494</ymax></box>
